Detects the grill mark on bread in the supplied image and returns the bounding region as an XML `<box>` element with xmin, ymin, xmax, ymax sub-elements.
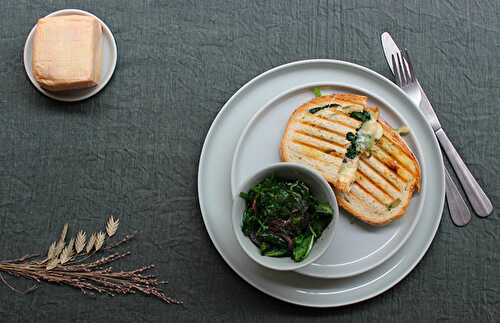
<box><xmin>300</xmin><ymin>114</ymin><xmax>353</xmax><ymax>135</ymax></box>
<box><xmin>298</xmin><ymin>121</ymin><xmax>348</xmax><ymax>140</ymax></box>
<box><xmin>350</xmin><ymin>191</ymin><xmax>389</xmax><ymax>216</ymax></box>
<box><xmin>359</xmin><ymin>158</ymin><xmax>403</xmax><ymax>192</ymax></box>
<box><xmin>288</xmin><ymin>142</ymin><xmax>343</xmax><ymax>165</ymax></box>
<box><xmin>291</xmin><ymin>140</ymin><xmax>344</xmax><ymax>158</ymax></box>
<box><xmin>314</xmin><ymin>113</ymin><xmax>360</xmax><ymax>130</ymax></box>
<box><xmin>354</xmin><ymin>175</ymin><xmax>392</xmax><ymax>205</ymax></box>
<box><xmin>356</xmin><ymin>169</ymin><xmax>398</xmax><ymax>201</ymax></box>
<box><xmin>364</xmin><ymin>154</ymin><xmax>407</xmax><ymax>186</ymax></box>
<box><xmin>377</xmin><ymin>136</ymin><xmax>417</xmax><ymax>176</ymax></box>
<box><xmin>293</xmin><ymin>122</ymin><xmax>348</xmax><ymax>146</ymax></box>
<box><xmin>371</xmin><ymin>146</ymin><xmax>413</xmax><ymax>183</ymax></box>
<box><xmin>294</xmin><ymin>129</ymin><xmax>347</xmax><ymax>150</ymax></box>
<box><xmin>378</xmin><ymin>146</ymin><xmax>413</xmax><ymax>175</ymax></box>
<box><xmin>286</xmin><ymin>152</ymin><xmax>340</xmax><ymax>183</ymax></box>
<box><xmin>316</xmin><ymin>115</ymin><xmax>358</xmax><ymax>132</ymax></box>
<box><xmin>340</xmin><ymin>192</ymin><xmax>380</xmax><ymax>217</ymax></box>
<box><xmin>349</xmin><ymin>183</ymin><xmax>387</xmax><ymax>208</ymax></box>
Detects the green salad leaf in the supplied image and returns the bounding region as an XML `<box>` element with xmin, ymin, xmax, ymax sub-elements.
<box><xmin>313</xmin><ymin>87</ymin><xmax>322</xmax><ymax>97</ymax></box>
<box><xmin>240</xmin><ymin>176</ymin><xmax>334</xmax><ymax>262</ymax></box>
<box><xmin>292</xmin><ymin>231</ymin><xmax>315</xmax><ymax>262</ymax></box>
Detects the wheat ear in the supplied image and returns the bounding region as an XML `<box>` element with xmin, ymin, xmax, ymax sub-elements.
<box><xmin>95</xmin><ymin>232</ymin><xmax>106</xmax><ymax>251</ymax></box>
<box><xmin>86</xmin><ymin>233</ymin><xmax>97</xmax><ymax>254</ymax></box>
<box><xmin>106</xmin><ymin>216</ymin><xmax>119</xmax><ymax>237</ymax></box>
<box><xmin>75</xmin><ymin>231</ymin><xmax>86</xmax><ymax>254</ymax></box>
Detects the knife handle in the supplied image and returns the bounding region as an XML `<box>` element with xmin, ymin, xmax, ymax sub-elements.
<box><xmin>435</xmin><ymin>129</ymin><xmax>493</xmax><ymax>217</ymax></box>
<box><xmin>445</xmin><ymin>167</ymin><xmax>471</xmax><ymax>226</ymax></box>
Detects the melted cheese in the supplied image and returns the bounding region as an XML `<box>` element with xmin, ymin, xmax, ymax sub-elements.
<box><xmin>339</xmin><ymin>105</ymin><xmax>364</xmax><ymax>114</ymax></box>
<box><xmin>359</xmin><ymin>120</ymin><xmax>383</xmax><ymax>145</ymax></box>
<box><xmin>336</xmin><ymin>119</ymin><xmax>383</xmax><ymax>192</ymax></box>
<box><xmin>32</xmin><ymin>15</ymin><xmax>102</xmax><ymax>91</ymax></box>
<box><xmin>336</xmin><ymin>157</ymin><xmax>359</xmax><ymax>189</ymax></box>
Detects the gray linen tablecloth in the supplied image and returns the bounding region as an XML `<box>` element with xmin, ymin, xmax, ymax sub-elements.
<box><xmin>1</xmin><ymin>1</ymin><xmax>498</xmax><ymax>322</ymax></box>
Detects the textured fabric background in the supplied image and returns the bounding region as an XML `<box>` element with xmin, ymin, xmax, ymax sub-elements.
<box><xmin>0</xmin><ymin>1</ymin><xmax>499</xmax><ymax>322</ymax></box>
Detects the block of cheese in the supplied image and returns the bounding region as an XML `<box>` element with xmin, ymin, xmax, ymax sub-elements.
<box><xmin>32</xmin><ymin>15</ymin><xmax>102</xmax><ymax>92</ymax></box>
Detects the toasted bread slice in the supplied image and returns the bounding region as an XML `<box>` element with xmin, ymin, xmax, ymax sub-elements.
<box><xmin>280</xmin><ymin>94</ymin><xmax>421</xmax><ymax>226</ymax></box>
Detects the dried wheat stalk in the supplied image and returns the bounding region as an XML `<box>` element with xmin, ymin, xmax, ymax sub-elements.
<box><xmin>75</xmin><ymin>231</ymin><xmax>86</xmax><ymax>254</ymax></box>
<box><xmin>106</xmin><ymin>216</ymin><xmax>119</xmax><ymax>237</ymax></box>
<box><xmin>60</xmin><ymin>238</ymin><xmax>74</xmax><ymax>264</ymax></box>
<box><xmin>46</xmin><ymin>242</ymin><xmax>56</xmax><ymax>260</ymax></box>
<box><xmin>86</xmin><ymin>233</ymin><xmax>96</xmax><ymax>254</ymax></box>
<box><xmin>95</xmin><ymin>232</ymin><xmax>106</xmax><ymax>251</ymax></box>
<box><xmin>0</xmin><ymin>216</ymin><xmax>180</xmax><ymax>304</ymax></box>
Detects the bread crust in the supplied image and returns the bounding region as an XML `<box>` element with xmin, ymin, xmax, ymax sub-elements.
<box><xmin>378</xmin><ymin>119</ymin><xmax>421</xmax><ymax>192</ymax></box>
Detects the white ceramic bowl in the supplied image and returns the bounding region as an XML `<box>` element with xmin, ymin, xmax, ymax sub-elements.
<box><xmin>232</xmin><ymin>162</ymin><xmax>339</xmax><ymax>271</ymax></box>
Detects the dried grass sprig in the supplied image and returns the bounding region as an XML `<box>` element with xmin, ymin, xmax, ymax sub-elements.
<box><xmin>75</xmin><ymin>231</ymin><xmax>86</xmax><ymax>254</ymax></box>
<box><xmin>60</xmin><ymin>238</ymin><xmax>74</xmax><ymax>264</ymax></box>
<box><xmin>46</xmin><ymin>258</ymin><xmax>59</xmax><ymax>270</ymax></box>
<box><xmin>0</xmin><ymin>217</ymin><xmax>180</xmax><ymax>305</ymax></box>
<box><xmin>59</xmin><ymin>224</ymin><xmax>68</xmax><ymax>243</ymax></box>
<box><xmin>106</xmin><ymin>216</ymin><xmax>119</xmax><ymax>237</ymax></box>
<box><xmin>95</xmin><ymin>232</ymin><xmax>106</xmax><ymax>251</ymax></box>
<box><xmin>46</xmin><ymin>242</ymin><xmax>57</xmax><ymax>260</ymax></box>
<box><xmin>104</xmin><ymin>233</ymin><xmax>136</xmax><ymax>250</ymax></box>
<box><xmin>86</xmin><ymin>233</ymin><xmax>96</xmax><ymax>254</ymax></box>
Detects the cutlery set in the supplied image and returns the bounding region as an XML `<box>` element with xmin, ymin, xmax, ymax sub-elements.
<box><xmin>380</xmin><ymin>32</ymin><xmax>493</xmax><ymax>226</ymax></box>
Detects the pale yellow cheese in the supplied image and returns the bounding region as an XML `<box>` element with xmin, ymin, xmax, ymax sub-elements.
<box><xmin>32</xmin><ymin>15</ymin><xmax>102</xmax><ymax>91</ymax></box>
<box><xmin>335</xmin><ymin>119</ymin><xmax>383</xmax><ymax>192</ymax></box>
<box><xmin>336</xmin><ymin>156</ymin><xmax>360</xmax><ymax>192</ymax></box>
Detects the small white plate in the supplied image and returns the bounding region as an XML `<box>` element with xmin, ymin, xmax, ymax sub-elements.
<box><xmin>198</xmin><ymin>59</ymin><xmax>445</xmax><ymax>307</ymax></box>
<box><xmin>23</xmin><ymin>9</ymin><xmax>117</xmax><ymax>102</ymax></box>
<box><xmin>231</xmin><ymin>83</ymin><xmax>424</xmax><ymax>278</ymax></box>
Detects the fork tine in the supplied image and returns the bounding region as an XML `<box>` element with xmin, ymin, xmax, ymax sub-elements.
<box><xmin>404</xmin><ymin>49</ymin><xmax>416</xmax><ymax>82</ymax></box>
<box><xmin>397</xmin><ymin>52</ymin><xmax>409</xmax><ymax>86</ymax></box>
<box><xmin>391</xmin><ymin>54</ymin><xmax>402</xmax><ymax>86</ymax></box>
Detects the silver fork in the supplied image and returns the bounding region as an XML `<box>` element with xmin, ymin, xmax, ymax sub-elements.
<box><xmin>392</xmin><ymin>51</ymin><xmax>421</xmax><ymax>103</ymax></box>
<box><xmin>392</xmin><ymin>50</ymin><xmax>472</xmax><ymax>226</ymax></box>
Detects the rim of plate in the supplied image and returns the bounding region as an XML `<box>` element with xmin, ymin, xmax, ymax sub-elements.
<box><xmin>198</xmin><ymin>59</ymin><xmax>445</xmax><ymax>307</ymax></box>
<box><xmin>229</xmin><ymin>81</ymin><xmax>425</xmax><ymax>279</ymax></box>
<box><xmin>23</xmin><ymin>9</ymin><xmax>117</xmax><ymax>102</ymax></box>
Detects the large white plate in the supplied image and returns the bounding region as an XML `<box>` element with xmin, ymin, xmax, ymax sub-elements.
<box><xmin>231</xmin><ymin>83</ymin><xmax>424</xmax><ymax>278</ymax></box>
<box><xmin>198</xmin><ymin>60</ymin><xmax>445</xmax><ymax>307</ymax></box>
<box><xmin>23</xmin><ymin>9</ymin><xmax>117</xmax><ymax>102</ymax></box>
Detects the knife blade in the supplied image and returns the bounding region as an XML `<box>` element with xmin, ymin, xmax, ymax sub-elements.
<box><xmin>380</xmin><ymin>32</ymin><xmax>493</xmax><ymax>217</ymax></box>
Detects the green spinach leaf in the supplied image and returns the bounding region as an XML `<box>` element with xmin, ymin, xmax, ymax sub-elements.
<box><xmin>264</xmin><ymin>248</ymin><xmax>289</xmax><ymax>257</ymax></box>
<box><xmin>349</xmin><ymin>111</ymin><xmax>371</xmax><ymax>122</ymax></box>
<box><xmin>315</xmin><ymin>202</ymin><xmax>334</xmax><ymax>215</ymax></box>
<box><xmin>292</xmin><ymin>233</ymin><xmax>315</xmax><ymax>262</ymax></box>
<box><xmin>308</xmin><ymin>103</ymin><xmax>341</xmax><ymax>114</ymax></box>
<box><xmin>240</xmin><ymin>176</ymin><xmax>333</xmax><ymax>262</ymax></box>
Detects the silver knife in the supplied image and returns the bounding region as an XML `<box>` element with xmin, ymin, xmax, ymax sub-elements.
<box><xmin>381</xmin><ymin>32</ymin><xmax>493</xmax><ymax>218</ymax></box>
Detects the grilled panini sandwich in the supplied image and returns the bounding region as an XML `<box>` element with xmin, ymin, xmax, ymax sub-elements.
<box><xmin>280</xmin><ymin>93</ymin><xmax>421</xmax><ymax>226</ymax></box>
